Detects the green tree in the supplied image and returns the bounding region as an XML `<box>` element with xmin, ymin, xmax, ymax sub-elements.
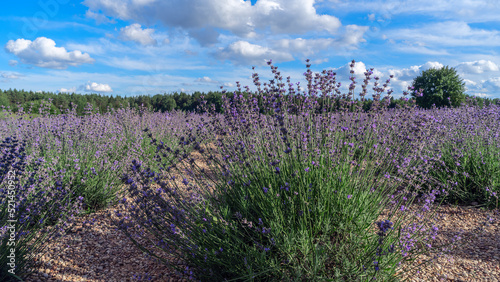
<box><xmin>0</xmin><ymin>94</ymin><xmax>10</xmax><ymax>113</ymax></box>
<box><xmin>411</xmin><ymin>66</ymin><xmax>466</xmax><ymax>109</ymax></box>
<box><xmin>164</xmin><ymin>96</ymin><xmax>177</xmax><ymax>112</ymax></box>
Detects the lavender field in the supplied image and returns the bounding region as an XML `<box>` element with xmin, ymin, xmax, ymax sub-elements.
<box><xmin>1</xmin><ymin>62</ymin><xmax>500</xmax><ymax>281</ymax></box>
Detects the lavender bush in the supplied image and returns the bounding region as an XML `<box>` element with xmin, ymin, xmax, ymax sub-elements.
<box><xmin>1</xmin><ymin>136</ymin><xmax>84</xmax><ymax>281</ymax></box>
<box><xmin>412</xmin><ymin>104</ymin><xmax>500</xmax><ymax>208</ymax></box>
<box><xmin>0</xmin><ymin>102</ymin><xmax>210</xmax><ymax>280</ymax></box>
<box><xmin>115</xmin><ymin>60</ymin><xmax>490</xmax><ymax>281</ymax></box>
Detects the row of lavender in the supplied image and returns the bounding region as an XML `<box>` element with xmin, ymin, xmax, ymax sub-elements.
<box><xmin>0</xmin><ymin>103</ymin><xmax>211</xmax><ymax>281</ymax></box>
<box><xmin>1</xmin><ymin>60</ymin><xmax>499</xmax><ymax>281</ymax></box>
<box><xmin>116</xmin><ymin>62</ymin><xmax>500</xmax><ymax>281</ymax></box>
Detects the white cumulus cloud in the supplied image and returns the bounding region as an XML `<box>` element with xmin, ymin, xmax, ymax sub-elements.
<box><xmin>215</xmin><ymin>40</ymin><xmax>294</xmax><ymax>66</ymax></box>
<box><xmin>463</xmin><ymin>78</ymin><xmax>477</xmax><ymax>86</ymax></box>
<box><xmin>119</xmin><ymin>23</ymin><xmax>157</xmax><ymax>46</ymax></box>
<box><xmin>275</xmin><ymin>38</ymin><xmax>334</xmax><ymax>57</ymax></box>
<box><xmin>58</xmin><ymin>87</ymin><xmax>77</xmax><ymax>93</ymax></box>
<box><xmin>482</xmin><ymin>77</ymin><xmax>500</xmax><ymax>92</ymax></box>
<box><xmin>387</xmin><ymin>61</ymin><xmax>444</xmax><ymax>82</ymax></box>
<box><xmin>84</xmin><ymin>82</ymin><xmax>113</xmax><ymax>92</ymax></box>
<box><xmin>336</xmin><ymin>25</ymin><xmax>369</xmax><ymax>47</ymax></box>
<box><xmin>331</xmin><ymin>61</ymin><xmax>384</xmax><ymax>81</ymax></box>
<box><xmin>456</xmin><ymin>60</ymin><xmax>499</xmax><ymax>74</ymax></box>
<box><xmin>83</xmin><ymin>0</ymin><xmax>343</xmax><ymax>39</ymax></box>
<box><xmin>420</xmin><ymin>61</ymin><xmax>444</xmax><ymax>71</ymax></box>
<box><xmin>4</xmin><ymin>37</ymin><xmax>94</xmax><ymax>69</ymax></box>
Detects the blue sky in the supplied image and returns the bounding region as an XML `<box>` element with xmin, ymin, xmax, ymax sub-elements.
<box><xmin>1</xmin><ymin>0</ymin><xmax>499</xmax><ymax>99</ymax></box>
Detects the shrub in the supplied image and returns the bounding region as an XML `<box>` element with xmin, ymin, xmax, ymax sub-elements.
<box><xmin>418</xmin><ymin>104</ymin><xmax>500</xmax><ymax>208</ymax></box>
<box><xmin>0</xmin><ymin>136</ymin><xmax>83</xmax><ymax>281</ymax></box>
<box><xmin>115</xmin><ymin>60</ymin><xmax>459</xmax><ymax>281</ymax></box>
<box><xmin>411</xmin><ymin>66</ymin><xmax>466</xmax><ymax>109</ymax></box>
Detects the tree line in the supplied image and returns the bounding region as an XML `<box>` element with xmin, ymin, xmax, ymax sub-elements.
<box><xmin>0</xmin><ymin>88</ymin><xmax>498</xmax><ymax>117</ymax></box>
<box><xmin>0</xmin><ymin>89</ymin><xmax>224</xmax><ymax>115</ymax></box>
